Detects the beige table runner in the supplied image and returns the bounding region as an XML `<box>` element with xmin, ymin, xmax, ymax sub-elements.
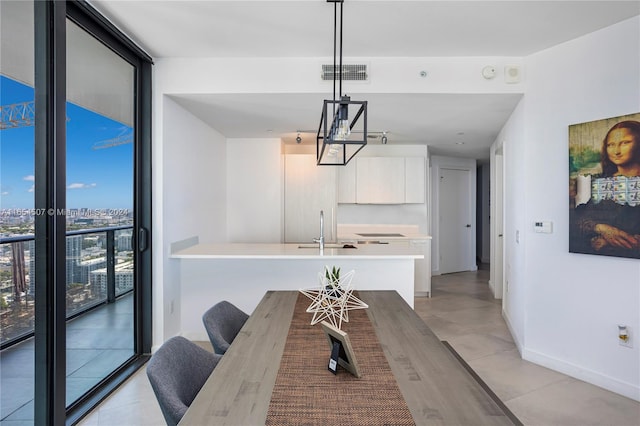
<box><xmin>265</xmin><ymin>293</ymin><xmax>415</xmax><ymax>425</ymax></box>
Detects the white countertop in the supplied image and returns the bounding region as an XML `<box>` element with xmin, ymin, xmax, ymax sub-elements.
<box><xmin>337</xmin><ymin>224</ymin><xmax>431</xmax><ymax>241</ymax></box>
<box><xmin>338</xmin><ymin>233</ymin><xmax>432</xmax><ymax>241</ymax></box>
<box><xmin>170</xmin><ymin>243</ymin><xmax>424</xmax><ymax>259</ymax></box>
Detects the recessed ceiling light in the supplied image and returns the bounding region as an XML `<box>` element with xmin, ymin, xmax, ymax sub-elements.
<box><xmin>455</xmin><ymin>142</ymin><xmax>465</xmax><ymax>145</ymax></box>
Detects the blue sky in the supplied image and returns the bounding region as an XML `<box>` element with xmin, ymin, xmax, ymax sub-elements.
<box><xmin>1</xmin><ymin>76</ymin><xmax>133</xmax><ymax>210</ymax></box>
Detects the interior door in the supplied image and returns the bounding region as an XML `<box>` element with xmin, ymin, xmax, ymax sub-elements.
<box><xmin>439</xmin><ymin>168</ymin><xmax>472</xmax><ymax>274</ymax></box>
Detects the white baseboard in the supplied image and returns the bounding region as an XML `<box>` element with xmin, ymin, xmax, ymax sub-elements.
<box><xmin>522</xmin><ymin>348</ymin><xmax>640</xmax><ymax>402</ymax></box>
<box><xmin>502</xmin><ymin>308</ymin><xmax>523</xmax><ymax>355</ymax></box>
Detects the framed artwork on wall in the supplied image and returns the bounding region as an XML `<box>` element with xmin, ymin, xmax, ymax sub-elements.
<box><xmin>569</xmin><ymin>112</ymin><xmax>640</xmax><ymax>259</ymax></box>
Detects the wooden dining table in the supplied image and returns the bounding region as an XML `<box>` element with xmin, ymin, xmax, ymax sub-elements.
<box><xmin>179</xmin><ymin>290</ymin><xmax>518</xmax><ymax>425</ymax></box>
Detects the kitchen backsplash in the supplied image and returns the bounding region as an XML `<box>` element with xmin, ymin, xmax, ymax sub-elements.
<box><xmin>336</xmin><ymin>203</ymin><xmax>428</xmax><ymax>234</ymax></box>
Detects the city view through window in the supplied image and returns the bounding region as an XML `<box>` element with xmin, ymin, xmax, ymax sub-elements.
<box><xmin>0</xmin><ymin>75</ymin><xmax>134</xmax><ymax>345</ymax></box>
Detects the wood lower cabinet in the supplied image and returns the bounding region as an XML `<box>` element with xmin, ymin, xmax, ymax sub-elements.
<box><xmin>410</xmin><ymin>239</ymin><xmax>431</xmax><ymax>296</ymax></box>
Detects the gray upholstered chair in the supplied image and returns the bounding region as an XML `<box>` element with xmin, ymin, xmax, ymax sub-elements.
<box><xmin>146</xmin><ymin>336</ymin><xmax>222</xmax><ymax>426</ymax></box>
<box><xmin>202</xmin><ymin>300</ymin><xmax>249</xmax><ymax>354</ymax></box>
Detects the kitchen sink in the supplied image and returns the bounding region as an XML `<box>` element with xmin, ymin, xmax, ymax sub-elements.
<box><xmin>356</xmin><ymin>233</ymin><xmax>405</xmax><ymax>237</ymax></box>
<box><xmin>297</xmin><ymin>244</ymin><xmax>357</xmax><ymax>249</ymax></box>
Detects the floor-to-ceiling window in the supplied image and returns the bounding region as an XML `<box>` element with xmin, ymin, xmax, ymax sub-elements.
<box><xmin>0</xmin><ymin>2</ymin><xmax>36</xmax><ymax>424</ymax></box>
<box><xmin>64</xmin><ymin>15</ymin><xmax>137</xmax><ymax>409</ymax></box>
<box><xmin>0</xmin><ymin>1</ymin><xmax>151</xmax><ymax>424</ymax></box>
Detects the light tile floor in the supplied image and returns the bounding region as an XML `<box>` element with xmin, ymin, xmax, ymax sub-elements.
<box><xmin>80</xmin><ymin>269</ymin><xmax>640</xmax><ymax>425</ymax></box>
<box><xmin>414</xmin><ymin>269</ymin><xmax>640</xmax><ymax>426</ymax></box>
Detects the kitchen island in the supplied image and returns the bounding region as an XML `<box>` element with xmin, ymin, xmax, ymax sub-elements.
<box><xmin>170</xmin><ymin>242</ymin><xmax>423</xmax><ymax>340</ymax></box>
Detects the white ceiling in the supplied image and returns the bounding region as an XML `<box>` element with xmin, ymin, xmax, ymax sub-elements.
<box><xmin>89</xmin><ymin>0</ymin><xmax>640</xmax><ymax>159</ymax></box>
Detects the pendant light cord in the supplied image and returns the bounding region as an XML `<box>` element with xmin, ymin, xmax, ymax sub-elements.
<box><xmin>339</xmin><ymin>1</ymin><xmax>343</xmax><ymax>100</ymax></box>
<box><xmin>331</xmin><ymin>1</ymin><xmax>345</xmax><ymax>118</ymax></box>
<box><xmin>332</xmin><ymin>2</ymin><xmax>337</xmax><ymax>117</ymax></box>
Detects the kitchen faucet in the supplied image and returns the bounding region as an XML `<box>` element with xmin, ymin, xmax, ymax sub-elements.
<box><xmin>313</xmin><ymin>210</ymin><xmax>325</xmax><ymax>252</ymax></box>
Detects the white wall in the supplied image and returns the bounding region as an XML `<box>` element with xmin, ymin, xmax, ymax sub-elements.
<box><xmin>495</xmin><ymin>16</ymin><xmax>640</xmax><ymax>400</ymax></box>
<box><xmin>156</xmin><ymin>96</ymin><xmax>227</xmax><ymax>346</ymax></box>
<box><xmin>226</xmin><ymin>138</ymin><xmax>283</xmax><ymax>243</ymax></box>
<box><xmin>492</xmin><ymin>98</ymin><xmax>526</xmax><ymax>350</ymax></box>
<box><xmin>430</xmin><ymin>155</ymin><xmax>477</xmax><ymax>275</ymax></box>
<box><xmin>154</xmin><ymin>56</ymin><xmax>525</xmax><ymax>96</ymax></box>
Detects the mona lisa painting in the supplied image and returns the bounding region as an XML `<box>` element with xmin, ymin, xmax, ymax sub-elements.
<box><xmin>569</xmin><ymin>113</ymin><xmax>640</xmax><ymax>259</ymax></box>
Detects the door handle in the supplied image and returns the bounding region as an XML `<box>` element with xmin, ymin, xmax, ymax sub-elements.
<box><xmin>465</xmin><ymin>224</ymin><xmax>471</xmax><ymax>228</ymax></box>
<box><xmin>138</xmin><ymin>227</ymin><xmax>148</xmax><ymax>252</ymax></box>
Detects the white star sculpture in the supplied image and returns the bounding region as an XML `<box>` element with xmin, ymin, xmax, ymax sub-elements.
<box><xmin>299</xmin><ymin>266</ymin><xmax>368</xmax><ymax>330</ymax></box>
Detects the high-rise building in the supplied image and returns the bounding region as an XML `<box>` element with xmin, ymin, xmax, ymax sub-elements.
<box><xmin>10</xmin><ymin>241</ymin><xmax>27</xmax><ymax>300</ymax></box>
<box><xmin>28</xmin><ymin>240</ymin><xmax>35</xmax><ymax>298</ymax></box>
<box><xmin>66</xmin><ymin>235</ymin><xmax>83</xmax><ymax>286</ymax></box>
<box><xmin>90</xmin><ymin>260</ymin><xmax>134</xmax><ymax>296</ymax></box>
<box><xmin>78</xmin><ymin>257</ymin><xmax>107</xmax><ymax>286</ymax></box>
<box><xmin>116</xmin><ymin>231</ymin><xmax>132</xmax><ymax>251</ymax></box>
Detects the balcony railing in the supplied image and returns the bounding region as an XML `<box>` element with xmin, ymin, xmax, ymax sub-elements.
<box><xmin>0</xmin><ymin>225</ymin><xmax>133</xmax><ymax>349</ymax></box>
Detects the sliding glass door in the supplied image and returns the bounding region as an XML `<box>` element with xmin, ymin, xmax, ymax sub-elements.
<box><xmin>64</xmin><ymin>16</ymin><xmax>136</xmax><ymax>407</ymax></box>
<box><xmin>0</xmin><ymin>1</ymin><xmax>151</xmax><ymax>424</ymax></box>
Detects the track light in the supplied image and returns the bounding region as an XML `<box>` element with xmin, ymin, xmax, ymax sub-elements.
<box><xmin>381</xmin><ymin>132</ymin><xmax>388</xmax><ymax>145</ymax></box>
<box><xmin>296</xmin><ymin>133</ymin><xmax>302</xmax><ymax>144</ymax></box>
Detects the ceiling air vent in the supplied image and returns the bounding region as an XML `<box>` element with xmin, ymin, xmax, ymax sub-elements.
<box><xmin>321</xmin><ymin>64</ymin><xmax>368</xmax><ymax>81</ymax></box>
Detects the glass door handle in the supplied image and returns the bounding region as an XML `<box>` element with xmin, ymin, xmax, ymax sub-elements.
<box><xmin>138</xmin><ymin>227</ymin><xmax>148</xmax><ymax>252</ymax></box>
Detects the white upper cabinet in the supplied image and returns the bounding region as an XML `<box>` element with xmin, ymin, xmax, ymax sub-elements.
<box><xmin>284</xmin><ymin>154</ymin><xmax>336</xmax><ymax>243</ymax></box>
<box><xmin>405</xmin><ymin>157</ymin><xmax>426</xmax><ymax>204</ymax></box>
<box><xmin>356</xmin><ymin>157</ymin><xmax>405</xmax><ymax>204</ymax></box>
<box><xmin>339</xmin><ymin>156</ymin><xmax>426</xmax><ymax>204</ymax></box>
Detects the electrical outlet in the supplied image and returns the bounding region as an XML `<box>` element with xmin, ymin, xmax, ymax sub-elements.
<box><xmin>170</xmin><ymin>300</ymin><xmax>175</xmax><ymax>314</ymax></box>
<box><xmin>618</xmin><ymin>325</ymin><xmax>632</xmax><ymax>348</ymax></box>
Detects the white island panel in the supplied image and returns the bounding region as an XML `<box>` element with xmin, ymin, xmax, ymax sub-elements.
<box><xmin>171</xmin><ymin>243</ymin><xmax>420</xmax><ymax>340</ymax></box>
<box><xmin>171</xmin><ymin>243</ymin><xmax>424</xmax><ymax>259</ymax></box>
